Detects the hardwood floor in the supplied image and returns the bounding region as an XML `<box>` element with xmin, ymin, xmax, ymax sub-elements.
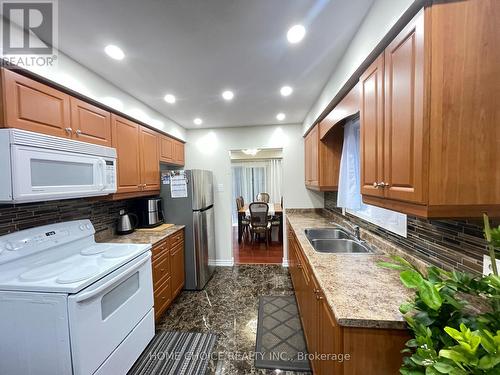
<box><xmin>232</xmin><ymin>226</ymin><xmax>283</xmax><ymax>264</ymax></box>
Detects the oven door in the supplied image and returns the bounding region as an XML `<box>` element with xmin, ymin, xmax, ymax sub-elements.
<box><xmin>10</xmin><ymin>144</ymin><xmax>109</xmax><ymax>202</ymax></box>
<box><xmin>67</xmin><ymin>251</ymin><xmax>153</xmax><ymax>375</ymax></box>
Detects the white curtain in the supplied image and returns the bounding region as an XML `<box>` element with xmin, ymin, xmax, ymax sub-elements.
<box><xmin>266</xmin><ymin>159</ymin><xmax>283</xmax><ymax>205</ymax></box>
<box><xmin>231</xmin><ymin>159</ymin><xmax>283</xmax><ymax>225</ymax></box>
<box><xmin>337</xmin><ymin>117</ymin><xmax>363</xmax><ymax>210</ymax></box>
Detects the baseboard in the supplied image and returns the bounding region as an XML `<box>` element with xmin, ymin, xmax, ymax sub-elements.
<box><xmin>209</xmin><ymin>258</ymin><xmax>234</xmax><ymax>267</ymax></box>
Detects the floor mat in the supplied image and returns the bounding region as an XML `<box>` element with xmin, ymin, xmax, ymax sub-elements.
<box><xmin>128</xmin><ymin>331</ymin><xmax>217</xmax><ymax>375</ymax></box>
<box><xmin>255</xmin><ymin>295</ymin><xmax>311</xmax><ymax>372</ymax></box>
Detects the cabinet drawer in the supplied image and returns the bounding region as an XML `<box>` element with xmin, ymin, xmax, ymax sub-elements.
<box><xmin>154</xmin><ymin>276</ymin><xmax>172</xmax><ymax>320</ymax></box>
<box><xmin>152</xmin><ymin>239</ymin><xmax>168</xmax><ymax>259</ymax></box>
<box><xmin>152</xmin><ymin>250</ymin><xmax>170</xmax><ymax>288</ymax></box>
<box><xmin>168</xmin><ymin>230</ymin><xmax>184</xmax><ymax>248</ymax></box>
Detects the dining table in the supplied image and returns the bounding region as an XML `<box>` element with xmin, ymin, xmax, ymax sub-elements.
<box><xmin>237</xmin><ymin>203</ymin><xmax>283</xmax><ymax>244</ymax></box>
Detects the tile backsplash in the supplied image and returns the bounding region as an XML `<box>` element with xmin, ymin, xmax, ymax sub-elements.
<box><xmin>324</xmin><ymin>192</ymin><xmax>495</xmax><ymax>274</ymax></box>
<box><xmin>0</xmin><ymin>198</ymin><xmax>135</xmax><ymax>238</ymax></box>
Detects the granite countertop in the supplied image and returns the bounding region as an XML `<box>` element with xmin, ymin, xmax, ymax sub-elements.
<box><xmin>99</xmin><ymin>225</ymin><xmax>185</xmax><ymax>246</ymax></box>
<box><xmin>286</xmin><ymin>210</ymin><xmax>413</xmax><ymax>330</ymax></box>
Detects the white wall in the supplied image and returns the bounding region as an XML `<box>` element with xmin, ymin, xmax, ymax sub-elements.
<box><xmin>302</xmin><ymin>0</ymin><xmax>416</xmax><ymax>133</ymax></box>
<box><xmin>185</xmin><ymin>124</ymin><xmax>323</xmax><ymax>264</ymax></box>
<box><xmin>6</xmin><ymin>22</ymin><xmax>186</xmax><ymax>140</ymax></box>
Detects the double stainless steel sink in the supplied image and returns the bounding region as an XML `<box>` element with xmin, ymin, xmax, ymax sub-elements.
<box><xmin>304</xmin><ymin>226</ymin><xmax>373</xmax><ymax>254</ymax></box>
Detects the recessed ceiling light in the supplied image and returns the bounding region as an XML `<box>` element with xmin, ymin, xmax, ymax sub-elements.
<box><xmin>163</xmin><ymin>94</ymin><xmax>176</xmax><ymax>104</ymax></box>
<box><xmin>287</xmin><ymin>24</ymin><xmax>306</xmax><ymax>44</ymax></box>
<box><xmin>104</xmin><ymin>44</ymin><xmax>125</xmax><ymax>60</ymax></box>
<box><xmin>193</xmin><ymin>118</ymin><xmax>203</xmax><ymax>125</ymax></box>
<box><xmin>222</xmin><ymin>90</ymin><xmax>234</xmax><ymax>101</ymax></box>
<box><xmin>280</xmin><ymin>86</ymin><xmax>293</xmax><ymax>97</ymax></box>
<box><xmin>276</xmin><ymin>113</ymin><xmax>286</xmax><ymax>121</ymax></box>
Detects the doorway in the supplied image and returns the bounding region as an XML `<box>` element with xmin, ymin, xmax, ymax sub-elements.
<box><xmin>230</xmin><ymin>148</ymin><xmax>284</xmax><ymax>264</ymax></box>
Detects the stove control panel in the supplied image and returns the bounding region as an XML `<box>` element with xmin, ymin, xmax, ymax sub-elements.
<box><xmin>0</xmin><ymin>220</ymin><xmax>95</xmax><ymax>260</ymax></box>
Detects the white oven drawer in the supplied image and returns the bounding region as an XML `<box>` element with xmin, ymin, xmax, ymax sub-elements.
<box><xmin>68</xmin><ymin>251</ymin><xmax>153</xmax><ymax>375</ymax></box>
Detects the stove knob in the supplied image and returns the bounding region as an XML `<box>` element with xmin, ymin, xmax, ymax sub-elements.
<box><xmin>85</xmin><ymin>224</ymin><xmax>91</xmax><ymax>230</ymax></box>
<box><xmin>79</xmin><ymin>225</ymin><xmax>85</xmax><ymax>231</ymax></box>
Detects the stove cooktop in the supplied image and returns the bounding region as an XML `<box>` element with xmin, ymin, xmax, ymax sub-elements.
<box><xmin>0</xmin><ymin>221</ymin><xmax>151</xmax><ymax>294</ymax></box>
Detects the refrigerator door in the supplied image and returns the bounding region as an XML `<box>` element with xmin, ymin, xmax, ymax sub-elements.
<box><xmin>190</xmin><ymin>170</ymin><xmax>214</xmax><ymax>210</ymax></box>
<box><xmin>192</xmin><ymin>206</ymin><xmax>216</xmax><ymax>289</ymax></box>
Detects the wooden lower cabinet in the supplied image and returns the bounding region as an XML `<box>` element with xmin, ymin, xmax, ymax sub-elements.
<box><xmin>287</xmin><ymin>221</ymin><xmax>409</xmax><ymax>374</ymax></box>
<box><xmin>152</xmin><ymin>229</ymin><xmax>185</xmax><ymax>321</ymax></box>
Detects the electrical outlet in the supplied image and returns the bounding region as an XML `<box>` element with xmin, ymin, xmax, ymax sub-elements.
<box><xmin>483</xmin><ymin>254</ymin><xmax>500</xmax><ymax>276</ymax></box>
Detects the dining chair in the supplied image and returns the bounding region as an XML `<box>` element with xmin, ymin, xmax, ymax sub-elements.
<box><xmin>236</xmin><ymin>197</ymin><xmax>250</xmax><ymax>242</ymax></box>
<box><xmin>249</xmin><ymin>202</ymin><xmax>271</xmax><ymax>248</ymax></box>
<box><xmin>256</xmin><ymin>192</ymin><xmax>270</xmax><ymax>203</ymax></box>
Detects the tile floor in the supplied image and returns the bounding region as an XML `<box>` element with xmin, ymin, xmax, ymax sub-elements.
<box><xmin>157</xmin><ymin>265</ymin><xmax>310</xmax><ymax>374</ymax></box>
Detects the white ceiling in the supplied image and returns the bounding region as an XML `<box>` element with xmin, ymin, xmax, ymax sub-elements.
<box><xmin>56</xmin><ymin>0</ymin><xmax>374</xmax><ymax>129</ymax></box>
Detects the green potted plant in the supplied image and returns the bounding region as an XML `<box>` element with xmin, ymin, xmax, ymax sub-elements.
<box><xmin>378</xmin><ymin>214</ymin><xmax>500</xmax><ymax>374</ymax></box>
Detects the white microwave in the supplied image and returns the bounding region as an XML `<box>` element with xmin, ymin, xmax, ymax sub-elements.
<box><xmin>0</xmin><ymin>129</ymin><xmax>117</xmax><ymax>203</ymax></box>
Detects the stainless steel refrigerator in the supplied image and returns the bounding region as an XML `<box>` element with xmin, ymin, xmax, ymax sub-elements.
<box><xmin>160</xmin><ymin>169</ymin><xmax>216</xmax><ymax>290</ymax></box>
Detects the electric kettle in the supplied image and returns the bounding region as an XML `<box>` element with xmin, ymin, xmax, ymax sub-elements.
<box><xmin>116</xmin><ymin>211</ymin><xmax>138</xmax><ymax>235</ymax></box>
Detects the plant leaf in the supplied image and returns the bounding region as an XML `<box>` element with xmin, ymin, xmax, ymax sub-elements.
<box><xmin>401</xmin><ymin>270</ymin><xmax>424</xmax><ymax>289</ymax></box>
<box><xmin>377</xmin><ymin>261</ymin><xmax>409</xmax><ymax>271</ymax></box>
<box><xmin>419</xmin><ymin>280</ymin><xmax>443</xmax><ymax>311</ymax></box>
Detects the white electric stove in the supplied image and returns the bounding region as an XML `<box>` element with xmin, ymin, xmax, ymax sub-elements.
<box><xmin>0</xmin><ymin>220</ymin><xmax>154</xmax><ymax>375</ymax></box>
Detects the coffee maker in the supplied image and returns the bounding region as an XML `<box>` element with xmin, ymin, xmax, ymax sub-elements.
<box><xmin>136</xmin><ymin>197</ymin><xmax>164</xmax><ymax>228</ymax></box>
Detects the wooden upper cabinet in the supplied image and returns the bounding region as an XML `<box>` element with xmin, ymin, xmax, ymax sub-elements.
<box><xmin>427</xmin><ymin>0</ymin><xmax>500</xmax><ymax>211</ymax></box>
<box><xmin>70</xmin><ymin>97</ymin><xmax>112</xmax><ymax>147</ymax></box>
<box><xmin>304</xmin><ymin>121</ymin><xmax>343</xmax><ymax>191</ymax></box>
<box><xmin>383</xmin><ymin>11</ymin><xmax>426</xmax><ymax>204</ymax></box>
<box><xmin>159</xmin><ymin>135</ymin><xmax>174</xmax><ymax>163</ymax></box>
<box><xmin>360</xmin><ymin>54</ymin><xmax>385</xmax><ymax>198</ymax></box>
<box><xmin>319</xmin><ymin>82</ymin><xmax>360</xmax><ymax>139</ymax></box>
<box><xmin>139</xmin><ymin>126</ymin><xmax>160</xmax><ymax>191</ymax></box>
<box><xmin>159</xmin><ymin>136</ymin><xmax>184</xmax><ymax>166</ymax></box>
<box><xmin>172</xmin><ymin>140</ymin><xmax>185</xmax><ymax>165</ymax></box>
<box><xmin>111</xmin><ymin>115</ymin><xmax>141</xmax><ymax>194</ymax></box>
<box><xmin>1</xmin><ymin>69</ymin><xmax>70</xmax><ymax>138</ymax></box>
<box><xmin>304</xmin><ymin>134</ymin><xmax>312</xmax><ymax>184</ymax></box>
<box><xmin>307</xmin><ymin>125</ymin><xmax>319</xmax><ymax>187</ymax></box>
<box><xmin>360</xmin><ymin>3</ymin><xmax>500</xmax><ymax>217</ymax></box>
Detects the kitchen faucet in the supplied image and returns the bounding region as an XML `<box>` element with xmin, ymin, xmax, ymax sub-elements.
<box><xmin>342</xmin><ymin>220</ymin><xmax>360</xmax><ymax>241</ymax></box>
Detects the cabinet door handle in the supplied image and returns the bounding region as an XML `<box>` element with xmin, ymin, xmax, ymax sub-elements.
<box><xmin>297</xmin><ymin>264</ymin><xmax>302</xmax><ymax>269</ymax></box>
<box><xmin>65</xmin><ymin>127</ymin><xmax>73</xmax><ymax>135</ymax></box>
<box><xmin>313</xmin><ymin>288</ymin><xmax>320</xmax><ymax>294</ymax></box>
<box><xmin>373</xmin><ymin>182</ymin><xmax>387</xmax><ymax>188</ymax></box>
<box><xmin>316</xmin><ymin>294</ymin><xmax>324</xmax><ymax>300</ymax></box>
<box><xmin>75</xmin><ymin>129</ymin><xmax>82</xmax><ymax>135</ymax></box>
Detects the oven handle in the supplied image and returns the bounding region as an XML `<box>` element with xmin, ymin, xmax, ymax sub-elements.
<box><xmin>73</xmin><ymin>251</ymin><xmax>151</xmax><ymax>303</ymax></box>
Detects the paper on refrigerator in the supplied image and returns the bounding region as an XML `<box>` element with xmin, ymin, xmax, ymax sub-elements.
<box><xmin>170</xmin><ymin>173</ymin><xmax>188</xmax><ymax>198</ymax></box>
